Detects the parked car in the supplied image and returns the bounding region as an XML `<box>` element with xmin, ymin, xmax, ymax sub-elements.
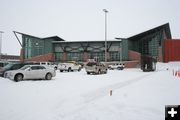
<box><xmin>58</xmin><ymin>62</ymin><xmax>82</xmax><ymax>72</ymax></box>
<box><xmin>85</xmin><ymin>62</ymin><xmax>108</xmax><ymax>74</ymax></box>
<box><xmin>0</xmin><ymin>62</ymin><xmax>32</xmax><ymax>77</ymax></box>
<box><xmin>34</xmin><ymin>62</ymin><xmax>58</xmax><ymax>70</ymax></box>
<box><xmin>108</xmin><ymin>63</ymin><xmax>125</xmax><ymax>70</ymax></box>
<box><xmin>0</xmin><ymin>61</ymin><xmax>10</xmax><ymax>69</ymax></box>
<box><xmin>4</xmin><ymin>65</ymin><xmax>56</xmax><ymax>82</ymax></box>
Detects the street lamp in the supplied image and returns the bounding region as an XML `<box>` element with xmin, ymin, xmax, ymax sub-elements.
<box><xmin>103</xmin><ymin>9</ymin><xmax>108</xmax><ymax>62</ymax></box>
<box><xmin>0</xmin><ymin>31</ymin><xmax>4</xmax><ymax>60</ymax></box>
<box><xmin>115</xmin><ymin>38</ymin><xmax>122</xmax><ymax>63</ymax></box>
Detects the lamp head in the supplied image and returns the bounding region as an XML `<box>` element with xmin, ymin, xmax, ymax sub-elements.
<box><xmin>103</xmin><ymin>9</ymin><xmax>108</xmax><ymax>13</ymax></box>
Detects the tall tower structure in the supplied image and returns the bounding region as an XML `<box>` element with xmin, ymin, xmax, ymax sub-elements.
<box><xmin>0</xmin><ymin>31</ymin><xmax>4</xmax><ymax>59</ymax></box>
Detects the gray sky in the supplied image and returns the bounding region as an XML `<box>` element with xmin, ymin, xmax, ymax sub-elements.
<box><xmin>0</xmin><ymin>0</ymin><xmax>180</xmax><ymax>55</ymax></box>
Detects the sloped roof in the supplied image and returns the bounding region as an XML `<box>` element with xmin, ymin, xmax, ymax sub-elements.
<box><xmin>128</xmin><ymin>23</ymin><xmax>172</xmax><ymax>40</ymax></box>
<box><xmin>14</xmin><ymin>31</ymin><xmax>65</xmax><ymax>41</ymax></box>
<box><xmin>43</xmin><ymin>36</ymin><xmax>65</xmax><ymax>41</ymax></box>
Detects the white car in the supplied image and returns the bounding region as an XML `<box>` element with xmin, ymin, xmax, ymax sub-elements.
<box><xmin>108</xmin><ymin>63</ymin><xmax>125</xmax><ymax>70</ymax></box>
<box><xmin>4</xmin><ymin>65</ymin><xmax>56</xmax><ymax>82</ymax></box>
<box><xmin>58</xmin><ymin>62</ymin><xmax>81</xmax><ymax>72</ymax></box>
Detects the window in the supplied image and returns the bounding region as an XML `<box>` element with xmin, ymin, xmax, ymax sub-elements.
<box><xmin>31</xmin><ymin>66</ymin><xmax>39</xmax><ymax>70</ymax></box>
<box><xmin>31</xmin><ymin>66</ymin><xmax>46</xmax><ymax>70</ymax></box>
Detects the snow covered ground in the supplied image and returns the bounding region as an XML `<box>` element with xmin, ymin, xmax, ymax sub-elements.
<box><xmin>0</xmin><ymin>62</ymin><xmax>180</xmax><ymax>120</ymax></box>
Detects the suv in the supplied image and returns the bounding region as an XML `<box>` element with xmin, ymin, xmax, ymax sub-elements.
<box><xmin>0</xmin><ymin>62</ymin><xmax>33</xmax><ymax>77</ymax></box>
<box><xmin>58</xmin><ymin>62</ymin><xmax>81</xmax><ymax>72</ymax></box>
<box><xmin>85</xmin><ymin>62</ymin><xmax>108</xmax><ymax>74</ymax></box>
<box><xmin>108</xmin><ymin>63</ymin><xmax>125</xmax><ymax>70</ymax></box>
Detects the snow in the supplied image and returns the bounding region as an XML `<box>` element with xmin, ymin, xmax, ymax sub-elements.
<box><xmin>0</xmin><ymin>62</ymin><xmax>180</xmax><ymax>120</ymax></box>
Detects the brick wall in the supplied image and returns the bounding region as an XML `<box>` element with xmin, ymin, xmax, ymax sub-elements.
<box><xmin>127</xmin><ymin>50</ymin><xmax>141</xmax><ymax>68</ymax></box>
<box><xmin>124</xmin><ymin>61</ymin><xmax>140</xmax><ymax>68</ymax></box>
<box><xmin>128</xmin><ymin>50</ymin><xmax>141</xmax><ymax>61</ymax></box>
<box><xmin>20</xmin><ymin>48</ymin><xmax>24</xmax><ymax>62</ymax></box>
<box><xmin>61</xmin><ymin>53</ymin><xmax>67</xmax><ymax>62</ymax></box>
<box><xmin>164</xmin><ymin>39</ymin><xmax>180</xmax><ymax>62</ymax></box>
<box><xmin>83</xmin><ymin>52</ymin><xmax>89</xmax><ymax>62</ymax></box>
<box><xmin>158</xmin><ymin>47</ymin><xmax>163</xmax><ymax>62</ymax></box>
<box><xmin>24</xmin><ymin>53</ymin><xmax>54</xmax><ymax>62</ymax></box>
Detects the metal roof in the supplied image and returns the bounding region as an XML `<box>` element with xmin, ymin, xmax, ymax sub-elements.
<box><xmin>13</xmin><ymin>31</ymin><xmax>64</xmax><ymax>41</ymax></box>
<box><xmin>128</xmin><ymin>23</ymin><xmax>172</xmax><ymax>40</ymax></box>
<box><xmin>52</xmin><ymin>40</ymin><xmax>123</xmax><ymax>43</ymax></box>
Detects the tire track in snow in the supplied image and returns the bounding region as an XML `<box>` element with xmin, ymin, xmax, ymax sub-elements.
<box><xmin>81</xmin><ymin>72</ymin><xmax>153</xmax><ymax>103</ymax></box>
<box><xmin>53</xmin><ymin>72</ymin><xmax>153</xmax><ymax>119</ymax></box>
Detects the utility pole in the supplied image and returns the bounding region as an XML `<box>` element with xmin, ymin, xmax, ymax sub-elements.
<box><xmin>103</xmin><ymin>9</ymin><xmax>108</xmax><ymax>62</ymax></box>
<box><xmin>0</xmin><ymin>31</ymin><xmax>4</xmax><ymax>60</ymax></box>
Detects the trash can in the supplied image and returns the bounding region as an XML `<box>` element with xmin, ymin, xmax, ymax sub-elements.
<box><xmin>141</xmin><ymin>55</ymin><xmax>157</xmax><ymax>72</ymax></box>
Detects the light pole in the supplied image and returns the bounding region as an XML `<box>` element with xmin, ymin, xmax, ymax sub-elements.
<box><xmin>0</xmin><ymin>31</ymin><xmax>4</xmax><ymax>60</ymax></box>
<box><xmin>103</xmin><ymin>9</ymin><xmax>108</xmax><ymax>62</ymax></box>
<box><xmin>115</xmin><ymin>38</ymin><xmax>122</xmax><ymax>63</ymax></box>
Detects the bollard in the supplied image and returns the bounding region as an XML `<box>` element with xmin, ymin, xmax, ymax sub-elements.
<box><xmin>109</xmin><ymin>90</ymin><xmax>112</xmax><ymax>96</ymax></box>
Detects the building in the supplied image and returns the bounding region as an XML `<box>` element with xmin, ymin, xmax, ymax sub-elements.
<box><xmin>0</xmin><ymin>54</ymin><xmax>20</xmax><ymax>61</ymax></box>
<box><xmin>163</xmin><ymin>39</ymin><xmax>180</xmax><ymax>62</ymax></box>
<box><xmin>14</xmin><ymin>23</ymin><xmax>176</xmax><ymax>67</ymax></box>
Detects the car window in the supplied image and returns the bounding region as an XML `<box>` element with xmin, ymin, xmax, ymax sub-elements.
<box><xmin>87</xmin><ymin>62</ymin><xmax>97</xmax><ymax>66</ymax></box>
<box><xmin>31</xmin><ymin>66</ymin><xmax>46</xmax><ymax>70</ymax></box>
<box><xmin>31</xmin><ymin>66</ymin><xmax>39</xmax><ymax>70</ymax></box>
<box><xmin>20</xmin><ymin>65</ymin><xmax>30</xmax><ymax>70</ymax></box>
<box><xmin>38</xmin><ymin>66</ymin><xmax>46</xmax><ymax>69</ymax></box>
<box><xmin>12</xmin><ymin>64</ymin><xmax>24</xmax><ymax>70</ymax></box>
<box><xmin>3</xmin><ymin>63</ymin><xmax>14</xmax><ymax>70</ymax></box>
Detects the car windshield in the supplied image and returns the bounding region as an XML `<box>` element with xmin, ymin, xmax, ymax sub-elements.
<box><xmin>3</xmin><ymin>63</ymin><xmax>15</xmax><ymax>70</ymax></box>
<box><xmin>20</xmin><ymin>65</ymin><xmax>30</xmax><ymax>70</ymax></box>
<box><xmin>86</xmin><ymin>62</ymin><xmax>97</xmax><ymax>66</ymax></box>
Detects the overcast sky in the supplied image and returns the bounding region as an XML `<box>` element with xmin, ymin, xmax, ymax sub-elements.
<box><xmin>0</xmin><ymin>0</ymin><xmax>180</xmax><ymax>55</ymax></box>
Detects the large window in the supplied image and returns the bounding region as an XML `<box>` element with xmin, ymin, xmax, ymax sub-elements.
<box><xmin>55</xmin><ymin>52</ymin><xmax>63</xmax><ymax>61</ymax></box>
<box><xmin>109</xmin><ymin>52</ymin><xmax>119</xmax><ymax>61</ymax></box>
<box><xmin>24</xmin><ymin>37</ymin><xmax>32</xmax><ymax>59</ymax></box>
<box><xmin>67</xmin><ymin>52</ymin><xmax>83</xmax><ymax>61</ymax></box>
<box><xmin>89</xmin><ymin>52</ymin><xmax>104</xmax><ymax>62</ymax></box>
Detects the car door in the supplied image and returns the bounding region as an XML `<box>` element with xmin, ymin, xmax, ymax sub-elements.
<box><xmin>37</xmin><ymin>66</ymin><xmax>47</xmax><ymax>78</ymax></box>
<box><xmin>27</xmin><ymin>66</ymin><xmax>42</xmax><ymax>79</ymax></box>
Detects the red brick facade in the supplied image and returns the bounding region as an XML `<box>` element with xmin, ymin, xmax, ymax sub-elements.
<box><xmin>163</xmin><ymin>39</ymin><xmax>180</xmax><ymax>62</ymax></box>
<box><xmin>124</xmin><ymin>61</ymin><xmax>140</xmax><ymax>68</ymax></box>
<box><xmin>158</xmin><ymin>47</ymin><xmax>163</xmax><ymax>62</ymax></box>
<box><xmin>24</xmin><ymin>53</ymin><xmax>54</xmax><ymax>62</ymax></box>
<box><xmin>128</xmin><ymin>50</ymin><xmax>141</xmax><ymax>61</ymax></box>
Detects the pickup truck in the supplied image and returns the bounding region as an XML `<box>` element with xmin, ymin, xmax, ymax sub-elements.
<box><xmin>58</xmin><ymin>62</ymin><xmax>81</xmax><ymax>72</ymax></box>
<box><xmin>108</xmin><ymin>63</ymin><xmax>125</xmax><ymax>70</ymax></box>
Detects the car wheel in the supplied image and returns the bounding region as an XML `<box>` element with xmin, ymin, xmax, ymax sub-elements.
<box><xmin>60</xmin><ymin>70</ymin><xmax>63</xmax><ymax>72</ymax></box>
<box><xmin>54</xmin><ymin>67</ymin><xmax>57</xmax><ymax>70</ymax></box>
<box><xmin>117</xmin><ymin>67</ymin><xmax>120</xmax><ymax>70</ymax></box>
<box><xmin>78</xmin><ymin>68</ymin><xmax>81</xmax><ymax>71</ymax></box>
<box><xmin>98</xmin><ymin>70</ymin><xmax>101</xmax><ymax>74</ymax></box>
<box><xmin>104</xmin><ymin>69</ymin><xmax>107</xmax><ymax>74</ymax></box>
<box><xmin>87</xmin><ymin>72</ymin><xmax>90</xmax><ymax>74</ymax></box>
<box><xmin>45</xmin><ymin>73</ymin><xmax>52</xmax><ymax>80</ymax></box>
<box><xmin>14</xmin><ymin>74</ymin><xmax>23</xmax><ymax>82</ymax></box>
<box><xmin>68</xmin><ymin>68</ymin><xmax>71</xmax><ymax>72</ymax></box>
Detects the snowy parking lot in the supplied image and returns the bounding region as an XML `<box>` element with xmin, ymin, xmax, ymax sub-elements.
<box><xmin>0</xmin><ymin>62</ymin><xmax>180</xmax><ymax>120</ymax></box>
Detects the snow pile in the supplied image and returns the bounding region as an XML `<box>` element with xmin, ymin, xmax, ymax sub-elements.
<box><xmin>0</xmin><ymin>62</ymin><xmax>180</xmax><ymax>120</ymax></box>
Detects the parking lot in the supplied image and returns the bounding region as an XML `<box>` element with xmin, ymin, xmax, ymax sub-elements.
<box><xmin>0</xmin><ymin>63</ymin><xmax>180</xmax><ymax>120</ymax></box>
